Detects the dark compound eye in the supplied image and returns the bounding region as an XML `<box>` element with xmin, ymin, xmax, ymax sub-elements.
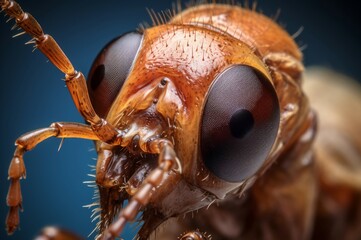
<box><xmin>87</xmin><ymin>31</ymin><xmax>143</xmax><ymax>117</ymax></box>
<box><xmin>201</xmin><ymin>65</ymin><xmax>280</xmax><ymax>182</ymax></box>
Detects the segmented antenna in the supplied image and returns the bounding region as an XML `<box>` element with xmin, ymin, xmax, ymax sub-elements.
<box><xmin>0</xmin><ymin>0</ymin><xmax>123</xmax><ymax>145</ymax></box>
<box><xmin>101</xmin><ymin>139</ymin><xmax>181</xmax><ymax>240</ymax></box>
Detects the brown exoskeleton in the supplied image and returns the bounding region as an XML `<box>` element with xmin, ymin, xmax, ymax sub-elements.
<box><xmin>1</xmin><ymin>1</ymin><xmax>361</xmax><ymax>240</ymax></box>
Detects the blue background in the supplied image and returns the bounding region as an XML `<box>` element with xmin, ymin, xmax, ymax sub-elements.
<box><xmin>0</xmin><ymin>0</ymin><xmax>360</xmax><ymax>239</ymax></box>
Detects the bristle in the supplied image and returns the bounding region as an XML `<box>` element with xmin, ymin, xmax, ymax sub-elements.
<box><xmin>12</xmin><ymin>31</ymin><xmax>26</xmax><ymax>38</ymax></box>
<box><xmin>244</xmin><ymin>0</ymin><xmax>250</xmax><ymax>9</ymax></box>
<box><xmin>206</xmin><ymin>199</ymin><xmax>216</xmax><ymax>210</ymax></box>
<box><xmin>83</xmin><ymin>180</ymin><xmax>96</xmax><ymax>184</ymax></box>
<box><xmin>91</xmin><ymin>214</ymin><xmax>101</xmax><ymax>223</ymax></box>
<box><xmin>201</xmin><ymin>173</ymin><xmax>209</xmax><ymax>181</ymax></box>
<box><xmin>25</xmin><ymin>39</ymin><xmax>35</xmax><ymax>45</ymax></box>
<box><xmin>157</xmin><ymin>11</ymin><xmax>166</xmax><ymax>25</ymax></box>
<box><xmin>91</xmin><ymin>207</ymin><xmax>101</xmax><ymax>213</ymax></box>
<box><xmin>171</xmin><ymin>3</ymin><xmax>177</xmax><ymax>18</ymax></box>
<box><xmin>83</xmin><ymin>202</ymin><xmax>99</xmax><ymax>208</ymax></box>
<box><xmin>292</xmin><ymin>26</ymin><xmax>304</xmax><ymax>39</ymax></box>
<box><xmin>146</xmin><ymin>8</ymin><xmax>156</xmax><ymax>26</ymax></box>
<box><xmin>165</xmin><ymin>9</ymin><xmax>174</xmax><ymax>20</ymax></box>
<box><xmin>88</xmin><ymin>222</ymin><xmax>100</xmax><ymax>238</ymax></box>
<box><xmin>272</xmin><ymin>8</ymin><xmax>281</xmax><ymax>21</ymax></box>
<box><xmin>143</xmin><ymin>21</ymin><xmax>151</xmax><ymax>29</ymax></box>
<box><xmin>6</xmin><ymin>16</ymin><xmax>13</xmax><ymax>23</ymax></box>
<box><xmin>91</xmin><ymin>208</ymin><xmax>102</xmax><ymax>218</ymax></box>
<box><xmin>162</xmin><ymin>10</ymin><xmax>170</xmax><ymax>23</ymax></box>
<box><xmin>57</xmin><ymin>138</ymin><xmax>64</xmax><ymax>152</ymax></box>
<box><xmin>88</xmin><ymin>147</ymin><xmax>96</xmax><ymax>152</ymax></box>
<box><xmin>200</xmin><ymin>195</ymin><xmax>208</xmax><ymax>202</ymax></box>
<box><xmin>137</xmin><ymin>22</ymin><xmax>146</xmax><ymax>32</ymax></box>
<box><xmin>299</xmin><ymin>44</ymin><xmax>307</xmax><ymax>52</ymax></box>
<box><xmin>84</xmin><ymin>176</ymin><xmax>102</xmax><ymax>239</ymax></box>
<box><xmin>151</xmin><ymin>9</ymin><xmax>161</xmax><ymax>26</ymax></box>
<box><xmin>176</xmin><ymin>0</ymin><xmax>182</xmax><ymax>13</ymax></box>
<box><xmin>252</xmin><ymin>1</ymin><xmax>257</xmax><ymax>11</ymax></box>
<box><xmin>11</xmin><ymin>23</ymin><xmax>17</xmax><ymax>30</ymax></box>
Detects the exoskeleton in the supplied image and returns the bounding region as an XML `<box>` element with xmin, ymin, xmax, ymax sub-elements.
<box><xmin>1</xmin><ymin>1</ymin><xmax>361</xmax><ymax>240</ymax></box>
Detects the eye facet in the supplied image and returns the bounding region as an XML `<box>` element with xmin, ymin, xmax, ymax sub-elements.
<box><xmin>87</xmin><ymin>31</ymin><xmax>143</xmax><ymax>117</ymax></box>
<box><xmin>201</xmin><ymin>65</ymin><xmax>280</xmax><ymax>182</ymax></box>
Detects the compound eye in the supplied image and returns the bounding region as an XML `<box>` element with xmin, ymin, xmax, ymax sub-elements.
<box><xmin>201</xmin><ymin>65</ymin><xmax>280</xmax><ymax>182</ymax></box>
<box><xmin>87</xmin><ymin>31</ymin><xmax>143</xmax><ymax>117</ymax></box>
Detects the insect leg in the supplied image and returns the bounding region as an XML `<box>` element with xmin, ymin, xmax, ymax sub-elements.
<box><xmin>101</xmin><ymin>140</ymin><xmax>179</xmax><ymax>240</ymax></box>
<box><xmin>6</xmin><ymin>122</ymin><xmax>99</xmax><ymax>234</ymax></box>
<box><xmin>0</xmin><ymin>0</ymin><xmax>122</xmax><ymax>144</ymax></box>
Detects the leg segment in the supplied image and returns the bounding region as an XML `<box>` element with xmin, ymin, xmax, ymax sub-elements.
<box><xmin>6</xmin><ymin>122</ymin><xmax>99</xmax><ymax>234</ymax></box>
<box><xmin>0</xmin><ymin>0</ymin><xmax>122</xmax><ymax>144</ymax></box>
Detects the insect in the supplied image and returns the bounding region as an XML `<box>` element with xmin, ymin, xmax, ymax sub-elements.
<box><xmin>1</xmin><ymin>1</ymin><xmax>361</xmax><ymax>240</ymax></box>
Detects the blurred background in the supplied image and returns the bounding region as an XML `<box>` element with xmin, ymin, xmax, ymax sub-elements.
<box><xmin>0</xmin><ymin>0</ymin><xmax>360</xmax><ymax>239</ymax></box>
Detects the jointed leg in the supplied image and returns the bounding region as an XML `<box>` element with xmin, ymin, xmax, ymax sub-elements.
<box><xmin>6</xmin><ymin>122</ymin><xmax>99</xmax><ymax>234</ymax></box>
<box><xmin>0</xmin><ymin>0</ymin><xmax>122</xmax><ymax>144</ymax></box>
